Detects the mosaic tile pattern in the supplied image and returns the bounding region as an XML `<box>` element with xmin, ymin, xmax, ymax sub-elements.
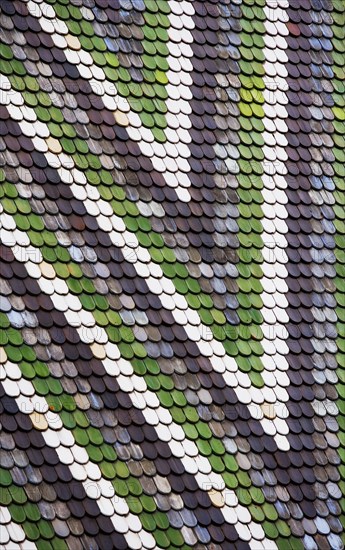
<box><xmin>0</xmin><ymin>0</ymin><xmax>344</xmax><ymax>548</ymax></box>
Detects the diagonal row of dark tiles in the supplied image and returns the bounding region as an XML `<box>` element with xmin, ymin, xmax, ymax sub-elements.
<box><xmin>0</xmin><ymin>90</ymin><xmax>260</xmax><ymax>544</ymax></box>
<box><xmin>0</xmin><ymin>242</ymin><xmax>246</xmax><ymax>547</ymax></box>
<box><xmin>282</xmin><ymin>0</ymin><xmax>341</xmax><ymax>547</ymax></box>
<box><xmin>1</xmin><ymin>0</ymin><xmax>342</xmax><ymax>548</ymax></box>
<box><xmin>0</xmin><ymin>107</ymin><xmax>287</xmax><ymax>466</ymax></box>
<box><xmin>0</xmin><ymin>11</ymin><xmax>273</xmax><ymax>452</ymax></box>
<box><xmin>0</xmin><ymin>382</ymin><xmax>129</xmax><ymax>550</ymax></box>
<box><xmin>0</xmin><ymin>0</ymin><xmax>338</xmax><ymax>532</ymax></box>
<box><xmin>1</xmin><ymin>0</ymin><xmax>245</xmax><ymax>312</ymax></box>
<box><xmin>0</xmin><ymin>135</ymin><xmax>282</xmax><ymax>512</ymax></box>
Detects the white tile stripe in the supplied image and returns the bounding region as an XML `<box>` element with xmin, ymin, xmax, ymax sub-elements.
<box><xmin>165</xmin><ymin>0</ymin><xmax>195</xmax><ymax>200</ymax></box>
<box><xmin>0</xmin><ymin>217</ymin><xmax>274</xmax><ymax>550</ymax></box>
<box><xmin>28</xmin><ymin>0</ymin><xmax>288</xmax><ymax>449</ymax></box>
<box><xmin>0</xmin><ymin>74</ymin><xmax>290</xmax><ymax>451</ymax></box>
<box><xmin>0</xmin><ymin>221</ymin><xmax>197</xmax><ymax>548</ymax></box>
<box><xmin>0</xmin><ymin>24</ymin><xmax>276</xmax><ymax>548</ymax></box>
<box><xmin>257</xmin><ymin>0</ymin><xmax>292</xmax><ymax>444</ymax></box>
<box><xmin>16</xmin><ymin>1</ymin><xmax>289</xmax><ymax>446</ymax></box>
<box><xmin>26</xmin><ymin>0</ymin><xmax>193</xmax><ymax>203</ymax></box>
<box><xmin>22</xmin><ymin>2</ymin><xmax>290</xmax><ymax>444</ymax></box>
<box><xmin>0</xmin><ymin>506</ymin><xmax>35</xmax><ymax>549</ymax></box>
<box><xmin>0</xmin><ymin>352</ymin><xmax>157</xmax><ymax>550</ymax></box>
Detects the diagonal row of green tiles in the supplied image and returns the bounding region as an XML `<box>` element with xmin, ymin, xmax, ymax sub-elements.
<box><xmin>0</xmin><ymin>173</ymin><xmax>299</xmax><ymax>546</ymax></box>
<box><xmin>49</xmin><ymin>0</ymin><xmax>171</xmax><ymax>143</ymax></box>
<box><xmin>0</xmin><ymin>467</ymin><xmax>67</xmax><ymax>550</ymax></box>
<box><xmin>0</xmin><ymin>15</ymin><xmax>268</xmax><ymax>387</ymax></box>
<box><xmin>38</xmin><ymin>0</ymin><xmax>269</xmax><ymax>386</ymax></box>
<box><xmin>0</xmin><ymin>0</ymin><xmax>342</xmax><ymax>548</ymax></box>
<box><xmin>0</xmin><ymin>181</ymin><xmax>190</xmax><ymax>549</ymax></box>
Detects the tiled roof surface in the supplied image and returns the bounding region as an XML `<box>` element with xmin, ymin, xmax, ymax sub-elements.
<box><xmin>0</xmin><ymin>0</ymin><xmax>344</xmax><ymax>548</ymax></box>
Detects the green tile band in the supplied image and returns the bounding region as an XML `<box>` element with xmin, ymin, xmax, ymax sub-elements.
<box><xmin>0</xmin><ymin>453</ymin><xmax>66</xmax><ymax>548</ymax></box>
<box><xmin>0</xmin><ymin>0</ymin><xmax>344</xmax><ymax>547</ymax></box>
<box><xmin>1</xmin><ymin>44</ymin><xmax>265</xmax><ymax>389</ymax></box>
<box><xmin>50</xmin><ymin>0</ymin><xmax>170</xmax><ymax>142</ymax></box>
<box><xmin>0</xmin><ymin>173</ymin><xmax>294</xmax><ymax>542</ymax></box>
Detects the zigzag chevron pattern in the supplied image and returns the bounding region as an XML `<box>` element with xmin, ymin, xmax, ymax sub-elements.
<box><xmin>0</xmin><ymin>0</ymin><xmax>344</xmax><ymax>549</ymax></box>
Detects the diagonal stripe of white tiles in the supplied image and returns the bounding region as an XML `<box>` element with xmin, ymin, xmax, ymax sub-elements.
<box><xmin>255</xmin><ymin>0</ymin><xmax>292</xmax><ymax>441</ymax></box>
<box><xmin>22</xmin><ymin>0</ymin><xmax>290</xmax><ymax>441</ymax></box>
<box><xmin>0</xmin><ymin>274</ymin><xmax>198</xmax><ymax>547</ymax></box>
<box><xmin>0</xmin><ymin>507</ymin><xmax>36</xmax><ymax>550</ymax></box>
<box><xmin>0</xmin><ymin>358</ymin><xmax>157</xmax><ymax>550</ymax></box>
<box><xmin>26</xmin><ymin>0</ymin><xmax>193</xmax><ymax>203</ymax></box>
<box><xmin>0</xmin><ymin>74</ymin><xmax>290</xmax><ymax>453</ymax></box>
<box><xmin>0</xmin><ymin>216</ymin><xmax>274</xmax><ymax>550</ymax></box>
<box><xmin>0</xmin><ymin>53</ymin><xmax>279</xmax><ymax>542</ymax></box>
<box><xmin>23</xmin><ymin>0</ymin><xmax>288</xmax><ymax>443</ymax></box>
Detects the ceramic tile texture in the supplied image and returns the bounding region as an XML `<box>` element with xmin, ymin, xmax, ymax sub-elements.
<box><xmin>0</xmin><ymin>0</ymin><xmax>344</xmax><ymax>549</ymax></box>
